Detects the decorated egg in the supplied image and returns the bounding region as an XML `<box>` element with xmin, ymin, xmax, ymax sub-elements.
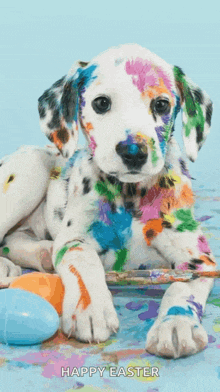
<box><xmin>0</xmin><ymin>288</ymin><xmax>59</xmax><ymax>345</ymax></box>
<box><xmin>10</xmin><ymin>272</ymin><xmax>65</xmax><ymax>315</ymax></box>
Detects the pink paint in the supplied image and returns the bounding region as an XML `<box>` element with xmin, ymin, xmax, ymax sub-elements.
<box><xmin>125</xmin><ymin>58</ymin><xmax>173</xmax><ymax>95</ymax></box>
<box><xmin>125</xmin><ymin>58</ymin><xmax>159</xmax><ymax>93</ymax></box>
<box><xmin>13</xmin><ymin>350</ymin><xmax>87</xmax><ymax>379</ymax></box>
<box><xmin>140</xmin><ymin>187</ymin><xmax>163</xmax><ymax>223</ymax></box>
<box><xmin>89</xmin><ymin>136</ymin><xmax>97</xmax><ymax>156</ymax></box>
<box><xmin>139</xmin><ymin>186</ymin><xmax>173</xmax><ymax>223</ymax></box>
<box><xmin>197</xmin><ymin>235</ymin><xmax>211</xmax><ymax>254</ymax></box>
<box><xmin>177</xmin><ymin>262</ymin><xmax>189</xmax><ymax>271</ymax></box>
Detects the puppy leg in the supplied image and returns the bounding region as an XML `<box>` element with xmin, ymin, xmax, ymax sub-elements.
<box><xmin>1</xmin><ymin>231</ymin><xmax>53</xmax><ymax>272</ymax></box>
<box><xmin>0</xmin><ymin>257</ymin><xmax>22</xmax><ymax>277</ymax></box>
<box><xmin>53</xmin><ymin>240</ymin><xmax>119</xmax><ymax>342</ymax></box>
<box><xmin>145</xmin><ymin>228</ymin><xmax>215</xmax><ymax>358</ymax></box>
<box><xmin>0</xmin><ymin>147</ymin><xmax>56</xmax><ymax>243</ymax></box>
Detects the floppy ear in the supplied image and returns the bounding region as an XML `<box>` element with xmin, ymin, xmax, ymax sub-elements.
<box><xmin>173</xmin><ymin>66</ymin><xmax>213</xmax><ymax>162</ymax></box>
<box><xmin>38</xmin><ymin>61</ymin><xmax>89</xmax><ymax>158</ymax></box>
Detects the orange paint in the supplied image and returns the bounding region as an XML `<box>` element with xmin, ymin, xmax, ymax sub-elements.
<box><xmin>85</xmin><ymin>122</ymin><xmax>93</xmax><ymax>134</ymax></box>
<box><xmin>199</xmin><ymin>255</ymin><xmax>216</xmax><ymax>267</ymax></box>
<box><xmin>143</xmin><ymin>218</ymin><xmax>163</xmax><ymax>246</ymax></box>
<box><xmin>51</xmin><ymin>131</ymin><xmax>64</xmax><ymax>150</ymax></box>
<box><xmin>69</xmin><ymin>246</ymin><xmax>83</xmax><ymax>251</ymax></box>
<box><xmin>69</xmin><ymin>265</ymin><xmax>91</xmax><ymax>310</ymax></box>
<box><xmin>177</xmin><ymin>184</ymin><xmax>194</xmax><ymax>208</ymax></box>
<box><xmin>142</xmin><ymin>78</ymin><xmax>174</xmax><ymax>105</ymax></box>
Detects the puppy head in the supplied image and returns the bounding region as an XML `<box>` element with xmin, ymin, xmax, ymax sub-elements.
<box><xmin>38</xmin><ymin>44</ymin><xmax>212</xmax><ymax>182</ymax></box>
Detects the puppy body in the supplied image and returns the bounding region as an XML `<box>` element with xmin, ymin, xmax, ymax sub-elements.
<box><xmin>0</xmin><ymin>44</ymin><xmax>215</xmax><ymax>357</ymax></box>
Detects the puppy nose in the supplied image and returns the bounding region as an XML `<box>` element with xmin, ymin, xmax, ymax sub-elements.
<box><xmin>115</xmin><ymin>142</ymin><xmax>148</xmax><ymax>170</ymax></box>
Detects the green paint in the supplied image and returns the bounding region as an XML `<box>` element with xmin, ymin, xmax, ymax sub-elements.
<box><xmin>164</xmin><ymin>123</ymin><xmax>171</xmax><ymax>142</ymax></box>
<box><xmin>175</xmin><ymin>208</ymin><xmax>199</xmax><ymax>232</ymax></box>
<box><xmin>95</xmin><ymin>179</ymin><xmax>121</xmax><ymax>202</ymax></box>
<box><xmin>207</xmin><ymin>298</ymin><xmax>220</xmax><ymax>307</ymax></box>
<box><xmin>2</xmin><ymin>247</ymin><xmax>9</xmax><ymax>255</ymax></box>
<box><xmin>184</xmin><ymin>101</ymin><xmax>205</xmax><ymax>138</ymax></box>
<box><xmin>54</xmin><ymin>242</ymin><xmax>80</xmax><ymax>268</ymax></box>
<box><xmin>173</xmin><ymin>66</ymin><xmax>205</xmax><ymax>140</ymax></box>
<box><xmin>150</xmin><ymin>138</ymin><xmax>159</xmax><ymax>167</ymax></box>
<box><xmin>112</xmin><ymin>248</ymin><xmax>128</xmax><ymax>272</ymax></box>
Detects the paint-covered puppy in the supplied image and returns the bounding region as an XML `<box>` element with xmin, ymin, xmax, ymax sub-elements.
<box><xmin>0</xmin><ymin>44</ymin><xmax>215</xmax><ymax>357</ymax></box>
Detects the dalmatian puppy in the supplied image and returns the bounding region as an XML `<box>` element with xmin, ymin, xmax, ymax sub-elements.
<box><xmin>0</xmin><ymin>44</ymin><xmax>215</xmax><ymax>358</ymax></box>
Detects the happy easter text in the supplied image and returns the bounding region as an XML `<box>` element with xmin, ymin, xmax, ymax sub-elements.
<box><xmin>61</xmin><ymin>366</ymin><xmax>159</xmax><ymax>378</ymax></box>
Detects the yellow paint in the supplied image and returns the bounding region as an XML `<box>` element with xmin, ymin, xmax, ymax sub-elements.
<box><xmin>3</xmin><ymin>174</ymin><xmax>15</xmax><ymax>193</ymax></box>
<box><xmin>213</xmin><ymin>318</ymin><xmax>220</xmax><ymax>333</ymax></box>
<box><xmin>164</xmin><ymin>213</ymin><xmax>176</xmax><ymax>224</ymax></box>
<box><xmin>126</xmin><ymin>358</ymin><xmax>162</xmax><ymax>383</ymax></box>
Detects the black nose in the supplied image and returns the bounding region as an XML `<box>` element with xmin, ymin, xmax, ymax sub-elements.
<box><xmin>115</xmin><ymin>142</ymin><xmax>148</xmax><ymax>170</ymax></box>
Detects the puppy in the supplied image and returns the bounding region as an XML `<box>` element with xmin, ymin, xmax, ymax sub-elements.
<box><xmin>0</xmin><ymin>44</ymin><xmax>215</xmax><ymax>358</ymax></box>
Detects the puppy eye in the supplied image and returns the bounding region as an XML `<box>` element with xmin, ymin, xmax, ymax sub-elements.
<box><xmin>154</xmin><ymin>99</ymin><xmax>170</xmax><ymax>115</ymax></box>
<box><xmin>92</xmin><ymin>96</ymin><xmax>111</xmax><ymax>114</ymax></box>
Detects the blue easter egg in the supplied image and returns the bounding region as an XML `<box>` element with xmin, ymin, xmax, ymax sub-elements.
<box><xmin>0</xmin><ymin>288</ymin><xmax>60</xmax><ymax>345</ymax></box>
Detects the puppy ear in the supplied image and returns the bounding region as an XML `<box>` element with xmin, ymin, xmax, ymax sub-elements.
<box><xmin>173</xmin><ymin>66</ymin><xmax>213</xmax><ymax>162</ymax></box>
<box><xmin>38</xmin><ymin>61</ymin><xmax>89</xmax><ymax>158</ymax></box>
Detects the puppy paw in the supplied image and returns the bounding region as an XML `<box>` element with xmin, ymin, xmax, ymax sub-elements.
<box><xmin>61</xmin><ymin>288</ymin><xmax>119</xmax><ymax>343</ymax></box>
<box><xmin>0</xmin><ymin>257</ymin><xmax>22</xmax><ymax>278</ymax></box>
<box><xmin>146</xmin><ymin>315</ymin><xmax>208</xmax><ymax>358</ymax></box>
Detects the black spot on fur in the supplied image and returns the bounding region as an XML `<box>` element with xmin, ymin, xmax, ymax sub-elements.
<box><xmin>67</xmin><ymin>220</ymin><xmax>72</xmax><ymax>227</ymax></box>
<box><xmin>150</xmin><ymin>99</ymin><xmax>157</xmax><ymax>121</ymax></box>
<box><xmin>196</xmin><ymin>124</ymin><xmax>203</xmax><ymax>144</ymax></box>
<box><xmin>171</xmin><ymin>262</ymin><xmax>175</xmax><ymax>269</ymax></box>
<box><xmin>78</xmin><ymin>61</ymin><xmax>89</xmax><ymax>68</ymax></box>
<box><xmin>140</xmin><ymin>188</ymin><xmax>147</xmax><ymax>198</ymax></box>
<box><xmin>188</xmin><ymin>263</ymin><xmax>197</xmax><ymax>270</ymax></box>
<box><xmin>54</xmin><ymin>207</ymin><xmax>65</xmax><ymax>220</ymax></box>
<box><xmin>0</xmin><ymin>238</ymin><xmax>6</xmax><ymax>247</ymax></box>
<box><xmin>110</xmin><ymin>202</ymin><xmax>117</xmax><ymax>213</ymax></box>
<box><xmin>39</xmin><ymin>90</ymin><xmax>57</xmax><ymax>111</ymax></box>
<box><xmin>138</xmin><ymin>264</ymin><xmax>147</xmax><ymax>270</ymax></box>
<box><xmin>48</xmin><ymin>108</ymin><xmax>61</xmax><ymax>129</ymax></box>
<box><xmin>107</xmin><ymin>175</ymin><xmax>118</xmax><ymax>185</ymax></box>
<box><xmin>98</xmin><ymin>249</ymin><xmax>109</xmax><ymax>256</ymax></box>
<box><xmin>126</xmin><ymin>183</ymin><xmax>136</xmax><ymax>197</ymax></box>
<box><xmin>124</xmin><ymin>201</ymin><xmax>135</xmax><ymax>213</ymax></box>
<box><xmin>206</xmin><ymin>102</ymin><xmax>213</xmax><ymax>126</ymax></box>
<box><xmin>61</xmin><ymin>81</ymin><xmax>78</xmax><ymax>123</ymax></box>
<box><xmin>193</xmin><ymin>88</ymin><xmax>204</xmax><ymax>105</ymax></box>
<box><xmin>82</xmin><ymin>177</ymin><xmax>91</xmax><ymax>194</ymax></box>
<box><xmin>45</xmin><ymin>230</ymin><xmax>53</xmax><ymax>241</ymax></box>
<box><xmin>38</xmin><ymin>104</ymin><xmax>46</xmax><ymax>118</ymax></box>
<box><xmin>52</xmin><ymin>76</ymin><xmax>65</xmax><ymax>88</ymax></box>
<box><xmin>190</xmin><ymin>258</ymin><xmax>204</xmax><ymax>264</ymax></box>
<box><xmin>162</xmin><ymin>221</ymin><xmax>172</xmax><ymax>229</ymax></box>
<box><xmin>159</xmin><ymin>176</ymin><xmax>175</xmax><ymax>188</ymax></box>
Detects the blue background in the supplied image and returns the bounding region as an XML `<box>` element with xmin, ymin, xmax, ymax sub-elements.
<box><xmin>0</xmin><ymin>0</ymin><xmax>219</xmax><ymax>185</ymax></box>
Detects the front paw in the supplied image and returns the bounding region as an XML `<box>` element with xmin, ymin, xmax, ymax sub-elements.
<box><xmin>146</xmin><ymin>316</ymin><xmax>208</xmax><ymax>358</ymax></box>
<box><xmin>61</xmin><ymin>289</ymin><xmax>119</xmax><ymax>343</ymax></box>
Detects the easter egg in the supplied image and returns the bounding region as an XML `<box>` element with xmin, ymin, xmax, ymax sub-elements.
<box><xmin>0</xmin><ymin>288</ymin><xmax>59</xmax><ymax>345</ymax></box>
<box><xmin>10</xmin><ymin>272</ymin><xmax>65</xmax><ymax>315</ymax></box>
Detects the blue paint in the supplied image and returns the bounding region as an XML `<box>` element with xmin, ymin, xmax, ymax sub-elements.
<box><xmin>128</xmin><ymin>144</ymin><xmax>139</xmax><ymax>155</ymax></box>
<box><xmin>65</xmin><ymin>64</ymin><xmax>98</xmax><ymax>123</ymax></box>
<box><xmin>61</xmin><ymin>148</ymin><xmax>87</xmax><ymax>179</ymax></box>
<box><xmin>166</xmin><ymin>305</ymin><xmax>195</xmax><ymax>317</ymax></box>
<box><xmin>90</xmin><ymin>206</ymin><xmax>132</xmax><ymax>251</ymax></box>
